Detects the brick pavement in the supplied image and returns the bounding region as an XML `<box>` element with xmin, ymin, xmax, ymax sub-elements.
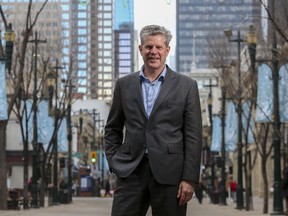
<box><xmin>0</xmin><ymin>196</ymin><xmax>283</xmax><ymax>216</ymax></box>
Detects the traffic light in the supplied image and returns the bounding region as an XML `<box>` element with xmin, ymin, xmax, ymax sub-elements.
<box><xmin>90</xmin><ymin>151</ymin><xmax>97</xmax><ymax>164</ymax></box>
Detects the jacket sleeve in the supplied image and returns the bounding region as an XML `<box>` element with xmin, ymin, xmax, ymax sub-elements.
<box><xmin>104</xmin><ymin>80</ymin><xmax>125</xmax><ymax>170</ymax></box>
<box><xmin>182</xmin><ymin>79</ymin><xmax>203</xmax><ymax>183</ymax></box>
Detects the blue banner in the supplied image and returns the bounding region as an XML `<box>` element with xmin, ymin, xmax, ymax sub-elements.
<box><xmin>0</xmin><ymin>62</ymin><xmax>8</xmax><ymax>120</ymax></box>
<box><xmin>211</xmin><ymin>115</ymin><xmax>221</xmax><ymax>152</ymax></box>
<box><xmin>58</xmin><ymin>117</ymin><xmax>68</xmax><ymax>152</ymax></box>
<box><xmin>279</xmin><ymin>64</ymin><xmax>288</xmax><ymax>122</ymax></box>
<box><xmin>37</xmin><ymin>100</ymin><xmax>54</xmax><ymax>147</ymax></box>
<box><xmin>242</xmin><ymin>101</ymin><xmax>255</xmax><ymax>144</ymax></box>
<box><xmin>255</xmin><ymin>63</ymin><xmax>273</xmax><ymax>122</ymax></box>
<box><xmin>22</xmin><ymin>100</ymin><xmax>68</xmax><ymax>152</ymax></box>
<box><xmin>225</xmin><ymin>101</ymin><xmax>238</xmax><ymax>151</ymax></box>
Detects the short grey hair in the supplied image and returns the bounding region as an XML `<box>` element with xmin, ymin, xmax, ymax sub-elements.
<box><xmin>140</xmin><ymin>25</ymin><xmax>172</xmax><ymax>47</ymax></box>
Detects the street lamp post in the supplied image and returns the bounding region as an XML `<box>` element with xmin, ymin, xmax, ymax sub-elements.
<box><xmin>204</xmin><ymin>79</ymin><xmax>218</xmax><ymax>204</ymax></box>
<box><xmin>246</xmin><ymin>25</ymin><xmax>257</xmax><ymax>211</ymax></box>
<box><xmin>224</xmin><ymin>28</ymin><xmax>245</xmax><ymax>210</ymax></box>
<box><xmin>0</xmin><ymin>23</ymin><xmax>15</xmax><ymax>210</ymax></box>
<box><xmin>28</xmin><ymin>31</ymin><xmax>46</xmax><ymax>208</ymax></box>
<box><xmin>49</xmin><ymin>60</ymin><xmax>65</xmax><ymax>205</ymax></box>
<box><xmin>219</xmin><ymin>79</ymin><xmax>227</xmax><ymax>206</ymax></box>
<box><xmin>67</xmin><ymin>79</ymin><xmax>74</xmax><ymax>203</ymax></box>
<box><xmin>207</xmin><ymin>92</ymin><xmax>216</xmax><ymax>204</ymax></box>
<box><xmin>270</xmin><ymin>1</ymin><xmax>284</xmax><ymax>214</ymax></box>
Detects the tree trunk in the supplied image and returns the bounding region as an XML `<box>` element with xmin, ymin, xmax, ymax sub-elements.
<box><xmin>23</xmin><ymin>139</ymin><xmax>29</xmax><ymax>208</ymax></box>
<box><xmin>39</xmin><ymin>176</ymin><xmax>46</xmax><ymax>207</ymax></box>
<box><xmin>245</xmin><ymin>167</ymin><xmax>251</xmax><ymax>210</ymax></box>
<box><xmin>0</xmin><ymin>120</ymin><xmax>7</xmax><ymax>210</ymax></box>
<box><xmin>39</xmin><ymin>159</ymin><xmax>48</xmax><ymax>207</ymax></box>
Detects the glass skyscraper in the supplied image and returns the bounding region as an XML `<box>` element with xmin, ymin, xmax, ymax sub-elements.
<box><xmin>1</xmin><ymin>0</ymin><xmax>135</xmax><ymax>99</ymax></box>
<box><xmin>176</xmin><ymin>0</ymin><xmax>261</xmax><ymax>71</ymax></box>
<box><xmin>114</xmin><ymin>0</ymin><xmax>135</xmax><ymax>79</ymax></box>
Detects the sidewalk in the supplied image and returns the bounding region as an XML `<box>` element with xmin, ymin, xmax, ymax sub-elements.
<box><xmin>0</xmin><ymin>196</ymin><xmax>282</xmax><ymax>216</ymax></box>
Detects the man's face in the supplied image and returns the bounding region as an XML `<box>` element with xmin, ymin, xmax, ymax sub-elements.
<box><xmin>139</xmin><ymin>35</ymin><xmax>170</xmax><ymax>71</ymax></box>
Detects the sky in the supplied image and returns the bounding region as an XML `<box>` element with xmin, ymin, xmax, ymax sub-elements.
<box><xmin>134</xmin><ymin>0</ymin><xmax>176</xmax><ymax>56</ymax></box>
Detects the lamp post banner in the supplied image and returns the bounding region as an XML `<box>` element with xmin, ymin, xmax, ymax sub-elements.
<box><xmin>38</xmin><ymin>100</ymin><xmax>54</xmax><ymax>148</ymax></box>
<box><xmin>22</xmin><ymin>100</ymin><xmax>68</xmax><ymax>151</ymax></box>
<box><xmin>58</xmin><ymin>117</ymin><xmax>68</xmax><ymax>152</ymax></box>
<box><xmin>256</xmin><ymin>63</ymin><xmax>288</xmax><ymax>123</ymax></box>
<box><xmin>0</xmin><ymin>62</ymin><xmax>8</xmax><ymax>120</ymax></box>
<box><xmin>242</xmin><ymin>101</ymin><xmax>255</xmax><ymax>144</ymax></box>
<box><xmin>256</xmin><ymin>63</ymin><xmax>273</xmax><ymax>122</ymax></box>
<box><xmin>225</xmin><ymin>100</ymin><xmax>237</xmax><ymax>151</ymax></box>
<box><xmin>211</xmin><ymin>115</ymin><xmax>221</xmax><ymax>152</ymax></box>
<box><xmin>279</xmin><ymin>64</ymin><xmax>288</xmax><ymax>122</ymax></box>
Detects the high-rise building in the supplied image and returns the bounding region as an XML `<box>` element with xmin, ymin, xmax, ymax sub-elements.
<box><xmin>114</xmin><ymin>0</ymin><xmax>135</xmax><ymax>79</ymax></box>
<box><xmin>1</xmin><ymin>0</ymin><xmax>136</xmax><ymax>100</ymax></box>
<box><xmin>89</xmin><ymin>0</ymin><xmax>114</xmax><ymax>100</ymax></box>
<box><xmin>68</xmin><ymin>0</ymin><xmax>114</xmax><ymax>100</ymax></box>
<box><xmin>1</xmin><ymin>1</ymin><xmax>63</xmax><ymax>97</ymax></box>
<box><xmin>176</xmin><ymin>0</ymin><xmax>261</xmax><ymax>72</ymax></box>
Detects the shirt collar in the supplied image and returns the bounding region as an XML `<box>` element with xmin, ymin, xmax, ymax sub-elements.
<box><xmin>139</xmin><ymin>65</ymin><xmax>167</xmax><ymax>82</ymax></box>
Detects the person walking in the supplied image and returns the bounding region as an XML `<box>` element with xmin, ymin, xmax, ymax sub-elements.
<box><xmin>104</xmin><ymin>25</ymin><xmax>202</xmax><ymax>216</ymax></box>
<box><xmin>229</xmin><ymin>179</ymin><xmax>237</xmax><ymax>203</ymax></box>
<box><xmin>195</xmin><ymin>182</ymin><xmax>207</xmax><ymax>204</ymax></box>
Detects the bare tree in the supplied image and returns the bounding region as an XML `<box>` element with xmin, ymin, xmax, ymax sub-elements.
<box><xmin>0</xmin><ymin>0</ymin><xmax>48</xmax><ymax>210</ymax></box>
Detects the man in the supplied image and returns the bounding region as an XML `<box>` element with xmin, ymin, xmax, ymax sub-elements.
<box><xmin>105</xmin><ymin>25</ymin><xmax>202</xmax><ymax>216</ymax></box>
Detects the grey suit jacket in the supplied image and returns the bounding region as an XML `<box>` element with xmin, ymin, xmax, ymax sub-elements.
<box><xmin>104</xmin><ymin>66</ymin><xmax>202</xmax><ymax>185</ymax></box>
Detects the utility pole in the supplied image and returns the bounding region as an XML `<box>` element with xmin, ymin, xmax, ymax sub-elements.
<box><xmin>28</xmin><ymin>31</ymin><xmax>46</xmax><ymax>208</ymax></box>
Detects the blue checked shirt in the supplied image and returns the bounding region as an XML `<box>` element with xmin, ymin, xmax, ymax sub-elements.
<box><xmin>139</xmin><ymin>66</ymin><xmax>166</xmax><ymax>118</ymax></box>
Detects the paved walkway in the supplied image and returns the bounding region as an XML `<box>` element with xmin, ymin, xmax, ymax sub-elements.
<box><xmin>0</xmin><ymin>196</ymin><xmax>284</xmax><ymax>216</ymax></box>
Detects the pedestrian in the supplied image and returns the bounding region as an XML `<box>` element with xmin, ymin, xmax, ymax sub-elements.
<box><xmin>195</xmin><ymin>182</ymin><xmax>207</xmax><ymax>204</ymax></box>
<box><xmin>283</xmin><ymin>160</ymin><xmax>288</xmax><ymax>215</ymax></box>
<box><xmin>104</xmin><ymin>24</ymin><xmax>202</xmax><ymax>216</ymax></box>
<box><xmin>72</xmin><ymin>180</ymin><xmax>78</xmax><ymax>196</ymax></box>
<box><xmin>230</xmin><ymin>179</ymin><xmax>237</xmax><ymax>203</ymax></box>
<box><xmin>105</xmin><ymin>171</ymin><xmax>112</xmax><ymax>197</ymax></box>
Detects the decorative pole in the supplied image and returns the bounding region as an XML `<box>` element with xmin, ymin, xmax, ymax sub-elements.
<box><xmin>28</xmin><ymin>31</ymin><xmax>46</xmax><ymax>208</ymax></box>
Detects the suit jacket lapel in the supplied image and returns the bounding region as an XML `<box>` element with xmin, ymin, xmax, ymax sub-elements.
<box><xmin>132</xmin><ymin>72</ymin><xmax>147</xmax><ymax>117</ymax></box>
<box><xmin>149</xmin><ymin>68</ymin><xmax>175</xmax><ymax>118</ymax></box>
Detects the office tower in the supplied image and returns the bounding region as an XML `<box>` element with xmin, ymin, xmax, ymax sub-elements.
<box><xmin>1</xmin><ymin>1</ymin><xmax>62</xmax><ymax>65</ymax></box>
<box><xmin>176</xmin><ymin>0</ymin><xmax>261</xmax><ymax>71</ymax></box>
<box><xmin>1</xmin><ymin>0</ymin><xmax>115</xmax><ymax>100</ymax></box>
<box><xmin>68</xmin><ymin>0</ymin><xmax>114</xmax><ymax>100</ymax></box>
<box><xmin>89</xmin><ymin>0</ymin><xmax>114</xmax><ymax>99</ymax></box>
<box><xmin>114</xmin><ymin>0</ymin><xmax>135</xmax><ymax>79</ymax></box>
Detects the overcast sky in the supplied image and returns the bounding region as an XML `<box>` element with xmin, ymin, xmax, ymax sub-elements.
<box><xmin>134</xmin><ymin>0</ymin><xmax>176</xmax><ymax>56</ymax></box>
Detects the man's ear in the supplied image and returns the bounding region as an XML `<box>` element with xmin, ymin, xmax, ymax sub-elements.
<box><xmin>139</xmin><ymin>45</ymin><xmax>143</xmax><ymax>56</ymax></box>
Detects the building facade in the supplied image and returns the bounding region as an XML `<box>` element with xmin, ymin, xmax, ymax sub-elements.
<box><xmin>114</xmin><ymin>0</ymin><xmax>135</xmax><ymax>79</ymax></box>
<box><xmin>176</xmin><ymin>0</ymin><xmax>261</xmax><ymax>71</ymax></box>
